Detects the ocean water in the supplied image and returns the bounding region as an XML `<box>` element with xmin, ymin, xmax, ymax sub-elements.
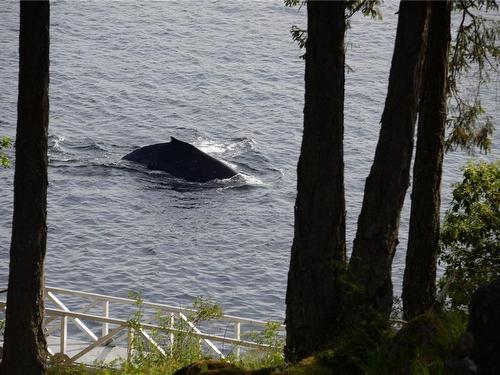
<box><xmin>0</xmin><ymin>1</ymin><xmax>498</xmax><ymax>322</ymax></box>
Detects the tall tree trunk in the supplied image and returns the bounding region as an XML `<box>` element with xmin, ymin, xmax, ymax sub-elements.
<box><xmin>347</xmin><ymin>0</ymin><xmax>429</xmax><ymax>321</ymax></box>
<box><xmin>402</xmin><ymin>1</ymin><xmax>451</xmax><ymax>320</ymax></box>
<box><xmin>285</xmin><ymin>1</ymin><xmax>346</xmax><ymax>361</ymax></box>
<box><xmin>0</xmin><ymin>2</ymin><xmax>50</xmax><ymax>374</ymax></box>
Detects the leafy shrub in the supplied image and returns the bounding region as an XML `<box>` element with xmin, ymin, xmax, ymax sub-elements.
<box><xmin>439</xmin><ymin>161</ymin><xmax>500</xmax><ymax>308</ymax></box>
<box><xmin>0</xmin><ymin>137</ymin><xmax>10</xmax><ymax>168</ymax></box>
<box><xmin>123</xmin><ymin>294</ymin><xmax>224</xmax><ymax>374</ymax></box>
<box><xmin>238</xmin><ymin>321</ymin><xmax>285</xmax><ymax>369</ymax></box>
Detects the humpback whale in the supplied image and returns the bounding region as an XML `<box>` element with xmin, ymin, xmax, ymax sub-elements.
<box><xmin>122</xmin><ymin>137</ymin><xmax>237</xmax><ymax>183</ymax></box>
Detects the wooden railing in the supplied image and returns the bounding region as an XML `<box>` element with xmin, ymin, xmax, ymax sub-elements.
<box><xmin>0</xmin><ymin>286</ymin><xmax>285</xmax><ymax>365</ymax></box>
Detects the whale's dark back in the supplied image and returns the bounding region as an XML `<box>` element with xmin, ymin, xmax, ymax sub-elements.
<box><xmin>122</xmin><ymin>137</ymin><xmax>237</xmax><ymax>182</ymax></box>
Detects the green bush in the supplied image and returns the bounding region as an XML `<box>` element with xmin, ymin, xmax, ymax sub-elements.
<box><xmin>0</xmin><ymin>137</ymin><xmax>10</xmax><ymax>168</ymax></box>
<box><xmin>238</xmin><ymin>321</ymin><xmax>285</xmax><ymax>370</ymax></box>
<box><xmin>439</xmin><ymin>160</ymin><xmax>500</xmax><ymax>308</ymax></box>
<box><xmin>124</xmin><ymin>295</ymin><xmax>223</xmax><ymax>374</ymax></box>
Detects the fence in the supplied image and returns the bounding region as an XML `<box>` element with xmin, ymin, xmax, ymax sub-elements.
<box><xmin>0</xmin><ymin>286</ymin><xmax>284</xmax><ymax>365</ymax></box>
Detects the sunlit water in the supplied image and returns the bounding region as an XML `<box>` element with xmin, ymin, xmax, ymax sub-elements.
<box><xmin>0</xmin><ymin>1</ymin><xmax>498</xmax><ymax>321</ymax></box>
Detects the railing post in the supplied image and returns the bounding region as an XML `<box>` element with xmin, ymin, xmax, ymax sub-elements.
<box><xmin>127</xmin><ymin>327</ymin><xmax>134</xmax><ymax>361</ymax></box>
<box><xmin>60</xmin><ymin>315</ymin><xmax>67</xmax><ymax>355</ymax></box>
<box><xmin>235</xmin><ymin>322</ymin><xmax>241</xmax><ymax>359</ymax></box>
<box><xmin>169</xmin><ymin>312</ymin><xmax>175</xmax><ymax>355</ymax></box>
<box><xmin>103</xmin><ymin>300</ymin><xmax>109</xmax><ymax>337</ymax></box>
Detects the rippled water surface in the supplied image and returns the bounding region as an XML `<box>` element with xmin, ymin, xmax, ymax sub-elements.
<box><xmin>1</xmin><ymin>1</ymin><xmax>498</xmax><ymax>321</ymax></box>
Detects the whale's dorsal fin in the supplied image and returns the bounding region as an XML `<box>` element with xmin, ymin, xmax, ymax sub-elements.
<box><xmin>170</xmin><ymin>136</ymin><xmax>195</xmax><ymax>149</ymax></box>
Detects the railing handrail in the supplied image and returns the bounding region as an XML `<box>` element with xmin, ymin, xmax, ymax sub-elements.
<box><xmin>44</xmin><ymin>286</ymin><xmax>283</xmax><ymax>327</ymax></box>
<box><xmin>0</xmin><ymin>300</ymin><xmax>271</xmax><ymax>350</ymax></box>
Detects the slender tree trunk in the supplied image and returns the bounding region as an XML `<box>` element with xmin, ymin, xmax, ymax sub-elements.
<box><xmin>347</xmin><ymin>0</ymin><xmax>429</xmax><ymax>321</ymax></box>
<box><xmin>0</xmin><ymin>2</ymin><xmax>50</xmax><ymax>374</ymax></box>
<box><xmin>285</xmin><ymin>1</ymin><xmax>346</xmax><ymax>361</ymax></box>
<box><xmin>402</xmin><ymin>1</ymin><xmax>451</xmax><ymax>320</ymax></box>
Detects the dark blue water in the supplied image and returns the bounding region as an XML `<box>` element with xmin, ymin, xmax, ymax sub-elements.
<box><xmin>1</xmin><ymin>1</ymin><xmax>498</xmax><ymax>321</ymax></box>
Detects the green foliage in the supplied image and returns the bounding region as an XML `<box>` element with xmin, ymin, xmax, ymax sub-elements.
<box><xmin>0</xmin><ymin>318</ymin><xmax>5</xmax><ymax>335</ymax></box>
<box><xmin>48</xmin><ymin>363</ymin><xmax>110</xmax><ymax>375</ymax></box>
<box><xmin>345</xmin><ymin>0</ymin><xmax>382</xmax><ymax>20</ymax></box>
<box><xmin>283</xmin><ymin>0</ymin><xmax>305</xmax><ymax>56</ymax></box>
<box><xmin>294</xmin><ymin>310</ymin><xmax>467</xmax><ymax>375</ymax></box>
<box><xmin>400</xmin><ymin>310</ymin><xmax>468</xmax><ymax>375</ymax></box>
<box><xmin>447</xmin><ymin>0</ymin><xmax>499</xmax><ymax>153</ymax></box>
<box><xmin>190</xmin><ymin>297</ymin><xmax>223</xmax><ymax>323</ymax></box>
<box><xmin>322</xmin><ymin>315</ymin><xmax>390</xmax><ymax>375</ymax></box>
<box><xmin>446</xmin><ymin>100</ymin><xmax>494</xmax><ymax>153</ymax></box>
<box><xmin>254</xmin><ymin>322</ymin><xmax>285</xmax><ymax>354</ymax></box>
<box><xmin>439</xmin><ymin>161</ymin><xmax>500</xmax><ymax>308</ymax></box>
<box><xmin>47</xmin><ymin>294</ymin><xmax>284</xmax><ymax>374</ymax></box>
<box><xmin>284</xmin><ymin>0</ymin><xmax>382</xmax><ymax>57</ymax></box>
<box><xmin>124</xmin><ymin>294</ymin><xmax>223</xmax><ymax>374</ymax></box>
<box><xmin>1</xmin><ymin>136</ymin><xmax>10</xmax><ymax>168</ymax></box>
<box><xmin>390</xmin><ymin>296</ymin><xmax>403</xmax><ymax>321</ymax></box>
<box><xmin>290</xmin><ymin>25</ymin><xmax>306</xmax><ymax>52</ymax></box>
<box><xmin>168</xmin><ymin>297</ymin><xmax>222</xmax><ymax>365</ymax></box>
<box><xmin>284</xmin><ymin>0</ymin><xmax>303</xmax><ymax>7</ymax></box>
<box><xmin>387</xmin><ymin>312</ymin><xmax>449</xmax><ymax>374</ymax></box>
<box><xmin>238</xmin><ymin>321</ymin><xmax>285</xmax><ymax>369</ymax></box>
<box><xmin>438</xmin><ymin>309</ymin><xmax>468</xmax><ymax>348</ymax></box>
<box><xmin>45</xmin><ymin>308</ymin><xmax>471</xmax><ymax>374</ymax></box>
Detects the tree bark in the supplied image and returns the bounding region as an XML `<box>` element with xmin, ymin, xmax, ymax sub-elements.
<box><xmin>402</xmin><ymin>1</ymin><xmax>451</xmax><ymax>320</ymax></box>
<box><xmin>285</xmin><ymin>1</ymin><xmax>346</xmax><ymax>361</ymax></box>
<box><xmin>0</xmin><ymin>2</ymin><xmax>50</xmax><ymax>374</ymax></box>
<box><xmin>347</xmin><ymin>0</ymin><xmax>430</xmax><ymax>320</ymax></box>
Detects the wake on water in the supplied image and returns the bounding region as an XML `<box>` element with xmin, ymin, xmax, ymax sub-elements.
<box><xmin>48</xmin><ymin>134</ymin><xmax>269</xmax><ymax>191</ymax></box>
